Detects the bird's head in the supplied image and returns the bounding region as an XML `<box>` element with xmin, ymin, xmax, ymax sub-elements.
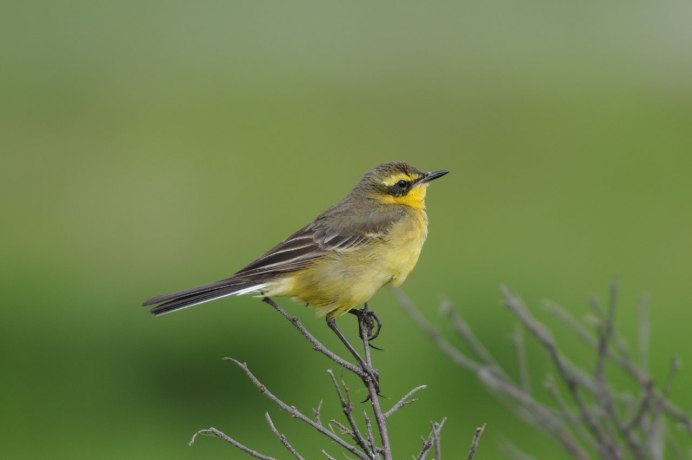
<box><xmin>354</xmin><ymin>162</ymin><xmax>449</xmax><ymax>209</ymax></box>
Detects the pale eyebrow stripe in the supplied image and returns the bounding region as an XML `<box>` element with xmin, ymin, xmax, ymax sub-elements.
<box><xmin>381</xmin><ymin>172</ymin><xmax>420</xmax><ymax>186</ymax></box>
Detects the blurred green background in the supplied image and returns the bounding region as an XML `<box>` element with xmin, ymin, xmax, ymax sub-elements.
<box><xmin>2</xmin><ymin>1</ymin><xmax>691</xmax><ymax>458</ymax></box>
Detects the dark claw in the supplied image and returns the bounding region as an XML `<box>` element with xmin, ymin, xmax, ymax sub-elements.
<box><xmin>349</xmin><ymin>303</ymin><xmax>383</xmax><ymax>342</ymax></box>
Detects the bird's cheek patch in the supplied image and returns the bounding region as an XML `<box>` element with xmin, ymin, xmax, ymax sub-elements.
<box><xmin>379</xmin><ymin>184</ymin><xmax>428</xmax><ymax>208</ymax></box>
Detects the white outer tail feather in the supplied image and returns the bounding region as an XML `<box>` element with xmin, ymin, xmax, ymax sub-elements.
<box><xmin>153</xmin><ymin>283</ymin><xmax>267</xmax><ymax>316</ymax></box>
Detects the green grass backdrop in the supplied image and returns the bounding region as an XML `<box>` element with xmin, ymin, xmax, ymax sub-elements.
<box><xmin>2</xmin><ymin>1</ymin><xmax>691</xmax><ymax>458</ymax></box>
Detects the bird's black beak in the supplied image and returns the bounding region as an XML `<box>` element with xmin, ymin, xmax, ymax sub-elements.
<box><xmin>418</xmin><ymin>169</ymin><xmax>449</xmax><ymax>184</ymax></box>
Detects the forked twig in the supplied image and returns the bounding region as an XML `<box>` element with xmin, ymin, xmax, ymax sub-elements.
<box><xmin>189</xmin><ymin>427</ymin><xmax>276</xmax><ymax>460</ymax></box>
<box><xmin>226</xmin><ymin>357</ymin><xmax>369</xmax><ymax>459</ymax></box>
<box><xmin>384</xmin><ymin>385</ymin><xmax>427</xmax><ymax>419</ymax></box>
<box><xmin>190</xmin><ymin>297</ymin><xmax>458</xmax><ymax>459</ymax></box>
<box><xmin>264</xmin><ymin>412</ymin><xmax>304</xmax><ymax>460</ymax></box>
<box><xmin>416</xmin><ymin>418</ymin><xmax>447</xmax><ymax>460</ymax></box>
<box><xmin>327</xmin><ymin>369</ymin><xmax>371</xmax><ymax>455</ymax></box>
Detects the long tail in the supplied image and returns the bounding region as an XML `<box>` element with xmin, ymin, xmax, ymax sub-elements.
<box><xmin>142</xmin><ymin>278</ymin><xmax>266</xmax><ymax>316</ymax></box>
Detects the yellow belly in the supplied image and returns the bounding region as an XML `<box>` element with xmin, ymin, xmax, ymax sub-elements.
<box><xmin>265</xmin><ymin>210</ymin><xmax>428</xmax><ymax>317</ymax></box>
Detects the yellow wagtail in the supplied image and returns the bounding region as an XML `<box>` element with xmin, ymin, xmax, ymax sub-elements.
<box><xmin>143</xmin><ymin>162</ymin><xmax>447</xmax><ymax>353</ymax></box>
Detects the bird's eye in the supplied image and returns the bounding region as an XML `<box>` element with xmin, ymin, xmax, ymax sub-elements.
<box><xmin>397</xmin><ymin>179</ymin><xmax>409</xmax><ymax>188</ymax></box>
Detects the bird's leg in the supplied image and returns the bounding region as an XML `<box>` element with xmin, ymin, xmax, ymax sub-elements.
<box><xmin>326</xmin><ymin>315</ymin><xmax>369</xmax><ymax>369</ymax></box>
<box><xmin>348</xmin><ymin>303</ymin><xmax>383</xmax><ymax>343</ymax></box>
<box><xmin>326</xmin><ymin>315</ymin><xmax>380</xmax><ymax>394</ymax></box>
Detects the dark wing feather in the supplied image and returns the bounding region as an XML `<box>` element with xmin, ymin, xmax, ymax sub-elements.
<box><xmin>232</xmin><ymin>225</ymin><xmax>322</xmax><ymax>278</ymax></box>
<box><xmin>231</xmin><ymin>201</ymin><xmax>404</xmax><ymax>279</ymax></box>
<box><xmin>232</xmin><ymin>224</ymin><xmax>377</xmax><ymax>279</ymax></box>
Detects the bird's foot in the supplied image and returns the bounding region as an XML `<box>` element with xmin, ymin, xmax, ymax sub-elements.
<box><xmin>349</xmin><ymin>303</ymin><xmax>383</xmax><ymax>345</ymax></box>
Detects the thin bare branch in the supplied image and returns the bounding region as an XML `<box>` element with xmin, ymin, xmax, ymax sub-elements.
<box><xmin>545</xmin><ymin>296</ymin><xmax>691</xmax><ymax>432</ymax></box>
<box><xmin>659</xmin><ymin>399</ymin><xmax>692</xmax><ymax>432</ymax></box>
<box><xmin>433</xmin><ymin>419</ymin><xmax>444</xmax><ymax>460</ymax></box>
<box><xmin>192</xmin><ymin>296</ymin><xmax>442</xmax><ymax>460</ymax></box>
<box><xmin>400</xmin><ymin>290</ymin><xmax>590</xmax><ymax>459</ymax></box>
<box><xmin>502</xmin><ymin>440</ymin><xmax>536</xmax><ymax>460</ymax></box>
<box><xmin>544</xmin><ymin>300</ymin><xmax>645</xmax><ymax>383</ymax></box>
<box><xmin>415</xmin><ymin>418</ymin><xmax>447</xmax><ymax>460</ymax></box>
<box><xmin>467</xmin><ymin>423</ymin><xmax>486</xmax><ymax>460</ymax></box>
<box><xmin>264</xmin><ymin>297</ymin><xmax>405</xmax><ymax>459</ymax></box>
<box><xmin>512</xmin><ymin>325</ymin><xmax>531</xmax><ymax>394</ymax></box>
<box><xmin>313</xmin><ymin>400</ymin><xmax>324</xmax><ymax>425</ymax></box>
<box><xmin>501</xmin><ymin>285</ymin><xmax>623</xmax><ymax>460</ymax></box>
<box><xmin>592</xmin><ymin>282</ymin><xmax>645</xmax><ymax>459</ymax></box>
<box><xmin>440</xmin><ymin>299</ymin><xmax>500</xmax><ymax>372</ymax></box>
<box><xmin>401</xmin><ymin>283</ymin><xmax>691</xmax><ymax>460</ymax></box>
<box><xmin>660</xmin><ymin>357</ymin><xmax>681</xmax><ymax>400</ymax></box>
<box><xmin>355</xmin><ymin>313</ymin><xmax>392</xmax><ymax>460</ymax></box>
<box><xmin>592</xmin><ymin>281</ymin><xmax>633</xmax><ymax>457</ymax></box>
<box><xmin>587</xmin><ymin>294</ymin><xmax>605</xmax><ymax>318</ymax></box>
<box><xmin>394</xmin><ymin>289</ymin><xmax>482</xmax><ymax>373</ymax></box>
<box><xmin>225</xmin><ymin>357</ymin><xmax>370</xmax><ymax>460</ymax></box>
<box><xmin>321</xmin><ymin>450</ymin><xmax>338</xmax><ymax>460</ymax></box>
<box><xmin>189</xmin><ymin>427</ymin><xmax>277</xmax><ymax>460</ymax></box>
<box><xmin>543</xmin><ymin>300</ymin><xmax>598</xmax><ymax>347</ymax></box>
<box><xmin>594</xmin><ymin>280</ymin><xmax>616</xmax><ymax>385</ymax></box>
<box><xmin>477</xmin><ymin>356</ymin><xmax>582</xmax><ymax>455</ymax></box>
<box><xmin>638</xmin><ymin>295</ymin><xmax>650</xmax><ymax>374</ymax></box>
<box><xmin>326</xmin><ymin>370</ymin><xmax>373</xmax><ymax>458</ymax></box>
<box><xmin>363</xmin><ymin>410</ymin><xmax>376</xmax><ymax>454</ymax></box>
<box><xmin>475</xmin><ymin>367</ymin><xmax>563</xmax><ymax>431</ymax></box>
<box><xmin>623</xmin><ymin>380</ymin><xmax>655</xmax><ymax>434</ymax></box>
<box><xmin>384</xmin><ymin>385</ymin><xmax>427</xmax><ymax>419</ymax></box>
<box><xmin>265</xmin><ymin>412</ymin><xmax>305</xmax><ymax>460</ymax></box>
<box><xmin>649</xmin><ymin>358</ymin><xmax>688</xmax><ymax>434</ymax></box>
<box><xmin>262</xmin><ymin>297</ymin><xmax>365</xmax><ymax>378</ymax></box>
<box><xmin>328</xmin><ymin>419</ymin><xmax>351</xmax><ymax>435</ymax></box>
<box><xmin>544</xmin><ymin>376</ymin><xmax>596</xmax><ymax>454</ymax></box>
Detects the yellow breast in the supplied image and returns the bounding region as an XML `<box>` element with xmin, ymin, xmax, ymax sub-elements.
<box><xmin>380</xmin><ymin>208</ymin><xmax>428</xmax><ymax>286</ymax></box>
<box><xmin>268</xmin><ymin>208</ymin><xmax>429</xmax><ymax>317</ymax></box>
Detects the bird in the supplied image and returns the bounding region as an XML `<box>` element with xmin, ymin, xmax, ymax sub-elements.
<box><xmin>143</xmin><ymin>162</ymin><xmax>448</xmax><ymax>362</ymax></box>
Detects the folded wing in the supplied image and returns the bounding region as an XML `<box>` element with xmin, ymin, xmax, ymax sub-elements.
<box><xmin>143</xmin><ymin>204</ymin><xmax>402</xmax><ymax>316</ymax></box>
